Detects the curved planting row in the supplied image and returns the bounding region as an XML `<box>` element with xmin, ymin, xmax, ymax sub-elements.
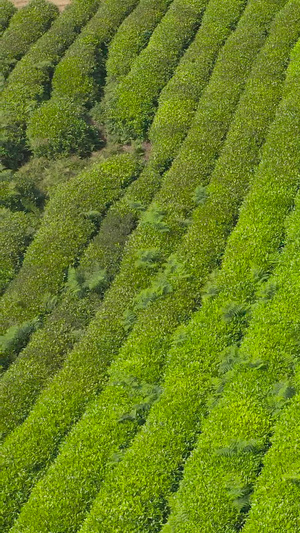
<box><xmin>0</xmin><ymin>0</ymin><xmax>260</xmax><ymax>524</ymax></box>
<box><xmin>0</xmin><ymin>0</ymin><xmax>16</xmax><ymax>36</ymax></box>
<box><xmin>28</xmin><ymin>0</ymin><xmax>207</xmax><ymax>159</ymax></box>
<box><xmin>0</xmin><ymin>190</ymin><xmax>136</xmax><ymax>440</ymax></box>
<box><xmin>2</xmin><ymin>1</ymin><xmax>288</xmax><ymax>531</ymax></box>
<box><xmin>160</xmin><ymin>30</ymin><xmax>300</xmax><ymax>533</ymax></box>
<box><xmin>240</xmin><ymin>192</ymin><xmax>300</xmax><ymax>532</ymax></box>
<box><xmin>27</xmin><ymin>0</ymin><xmax>141</xmax><ymax>159</ymax></box>
<box><xmin>0</xmin><ymin>208</ymin><xmax>36</xmax><ymax>295</ymax></box>
<box><xmin>0</xmin><ymin>154</ymin><xmax>139</xmax><ymax>367</ymax></box>
<box><xmin>0</xmin><ymin>0</ymin><xmax>101</xmax><ymax>168</ymax></box>
<box><xmin>0</xmin><ymin>0</ymin><xmax>59</xmax><ymax>80</ymax></box>
<box><xmin>0</xmin><ymin>0</ymin><xmax>240</xmax><ymax>442</ymax></box>
<box><xmin>70</xmin><ymin>3</ymin><xmax>300</xmax><ymax>532</ymax></box>
<box><xmin>104</xmin><ymin>0</ymin><xmax>174</xmax><ymax>103</ymax></box>
<box><xmin>148</xmin><ymin>0</ymin><xmax>246</xmax><ymax>170</ymax></box>
<box><xmin>105</xmin><ymin>0</ymin><xmax>208</xmax><ymax>142</ymax></box>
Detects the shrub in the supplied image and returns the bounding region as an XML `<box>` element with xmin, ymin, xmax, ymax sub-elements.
<box><xmin>26</xmin><ymin>0</ymin><xmax>141</xmax><ymax>159</ymax></box>
<box><xmin>0</xmin><ymin>0</ymin><xmax>236</xmax><ymax>438</ymax></box>
<box><xmin>0</xmin><ymin>0</ymin><xmax>58</xmax><ymax>79</ymax></box>
<box><xmin>0</xmin><ymin>165</ymin><xmax>159</xmax><ymax>443</ymax></box>
<box><xmin>243</xmin><ymin>389</ymin><xmax>300</xmax><ymax>530</ymax></box>
<box><xmin>0</xmin><ymin>0</ymin><xmax>101</xmax><ymax>168</ymax></box>
<box><xmin>158</xmin><ymin>23</ymin><xmax>300</xmax><ymax>532</ymax></box>
<box><xmin>148</xmin><ymin>0</ymin><xmax>246</xmax><ymax>169</ymax></box>
<box><xmin>51</xmin><ymin>0</ymin><xmax>140</xmax><ymax>106</ymax></box>
<box><xmin>2</xmin><ymin>1</ymin><xmax>291</xmax><ymax>531</ymax></box>
<box><xmin>16</xmin><ymin>155</ymin><xmax>92</xmax><ymax>205</ymax></box>
<box><xmin>106</xmin><ymin>0</ymin><xmax>208</xmax><ymax>141</ymax></box>
<box><xmin>164</xmin><ymin>194</ymin><xmax>300</xmax><ymax>532</ymax></box>
<box><xmin>0</xmin><ymin>153</ymin><xmax>139</xmax><ymax>345</ymax></box>
<box><xmin>0</xmin><ymin>208</ymin><xmax>36</xmax><ymax>293</ymax></box>
<box><xmin>102</xmin><ymin>0</ymin><xmax>174</xmax><ymax>123</ymax></box>
<box><xmin>27</xmin><ymin>98</ymin><xmax>99</xmax><ymax>158</ymax></box>
<box><xmin>0</xmin><ymin>317</ymin><xmax>40</xmax><ymax>370</ymax></box>
<box><xmin>0</xmin><ymin>0</ymin><xmax>16</xmax><ymax>37</ymax></box>
<box><xmin>55</xmin><ymin>4</ymin><xmax>300</xmax><ymax>531</ymax></box>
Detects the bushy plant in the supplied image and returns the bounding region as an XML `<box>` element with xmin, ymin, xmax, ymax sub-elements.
<box><xmin>0</xmin><ymin>208</ymin><xmax>36</xmax><ymax>293</ymax></box>
<box><xmin>26</xmin><ymin>0</ymin><xmax>140</xmax><ymax>160</ymax></box>
<box><xmin>135</xmin><ymin>248</ymin><xmax>161</xmax><ymax>269</ymax></box>
<box><xmin>141</xmin><ymin>202</ymin><xmax>170</xmax><ymax>232</ymax></box>
<box><xmin>66</xmin><ymin>264</ymin><xmax>108</xmax><ymax>298</ymax></box>
<box><xmin>27</xmin><ymin>98</ymin><xmax>99</xmax><ymax>158</ymax></box>
<box><xmin>159</xmin><ymin>23</ymin><xmax>300</xmax><ymax>532</ymax></box>
<box><xmin>0</xmin><ymin>317</ymin><xmax>40</xmax><ymax>370</ymax></box>
<box><xmin>0</xmin><ymin>153</ymin><xmax>139</xmax><ymax>342</ymax></box>
<box><xmin>51</xmin><ymin>0</ymin><xmax>139</xmax><ymax>107</ymax></box>
<box><xmin>2</xmin><ymin>0</ymin><xmax>291</xmax><ymax>530</ymax></box>
<box><xmin>0</xmin><ymin>0</ymin><xmax>16</xmax><ymax>37</ymax></box>
<box><xmin>64</xmin><ymin>5</ymin><xmax>300</xmax><ymax>532</ymax></box>
<box><xmin>0</xmin><ymin>0</ymin><xmax>58</xmax><ymax>79</ymax></box>
<box><xmin>0</xmin><ymin>0</ymin><xmax>101</xmax><ymax>167</ymax></box>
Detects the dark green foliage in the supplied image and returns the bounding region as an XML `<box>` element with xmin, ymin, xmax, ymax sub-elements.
<box><xmin>0</xmin><ymin>317</ymin><xmax>40</xmax><ymax>369</ymax></box>
<box><xmin>218</xmin><ymin>344</ymin><xmax>241</xmax><ymax>375</ymax></box>
<box><xmin>27</xmin><ymin>98</ymin><xmax>99</xmax><ymax>158</ymax></box>
<box><xmin>222</xmin><ymin>302</ymin><xmax>249</xmax><ymax>324</ymax></box>
<box><xmin>0</xmin><ymin>0</ymin><xmax>58</xmax><ymax>79</ymax></box>
<box><xmin>16</xmin><ymin>155</ymin><xmax>91</xmax><ymax>203</ymax></box>
<box><xmin>216</xmin><ymin>439</ymin><xmax>265</xmax><ymax>457</ymax></box>
<box><xmin>226</xmin><ymin>482</ymin><xmax>253</xmax><ymax>513</ymax></box>
<box><xmin>123</xmin><ymin>308</ymin><xmax>137</xmax><ymax>332</ymax></box>
<box><xmin>135</xmin><ymin>248</ymin><xmax>161</xmax><ymax>270</ymax></box>
<box><xmin>65</xmin><ymin>267</ymin><xmax>84</xmax><ymax>298</ymax></box>
<box><xmin>83</xmin><ymin>266</ymin><xmax>108</xmax><ymax>293</ymax></box>
<box><xmin>193</xmin><ymin>185</ymin><xmax>209</xmax><ymax>206</ymax></box>
<box><xmin>0</xmin><ymin>208</ymin><xmax>37</xmax><ymax>293</ymax></box>
<box><xmin>26</xmin><ymin>0</ymin><xmax>140</xmax><ymax>159</ymax></box>
<box><xmin>0</xmin><ymin>156</ymin><xmax>91</xmax><ymax>217</ymax></box>
<box><xmin>0</xmin><ymin>0</ymin><xmax>101</xmax><ymax>168</ymax></box>
<box><xmin>0</xmin><ymin>0</ymin><xmax>16</xmax><ymax>36</ymax></box>
<box><xmin>66</xmin><ymin>264</ymin><xmax>108</xmax><ymax>297</ymax></box>
<box><xmin>0</xmin><ymin>167</ymin><xmax>21</xmax><ymax>210</ymax></box>
<box><xmin>134</xmin><ymin>277</ymin><xmax>173</xmax><ymax>310</ymax></box>
<box><xmin>0</xmin><ymin>154</ymin><xmax>139</xmax><ymax>342</ymax></box>
<box><xmin>141</xmin><ymin>202</ymin><xmax>170</xmax><ymax>232</ymax></box>
<box><xmin>0</xmin><ymin>184</ymin><xmax>38</xmax><ymax>215</ymax></box>
<box><xmin>131</xmin><ymin>255</ymin><xmax>187</xmax><ymax>317</ymax></box>
<box><xmin>201</xmin><ymin>269</ymin><xmax>221</xmax><ymax>300</ymax></box>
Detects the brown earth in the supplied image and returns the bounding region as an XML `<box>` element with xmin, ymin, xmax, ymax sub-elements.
<box><xmin>12</xmin><ymin>0</ymin><xmax>70</xmax><ymax>11</ymax></box>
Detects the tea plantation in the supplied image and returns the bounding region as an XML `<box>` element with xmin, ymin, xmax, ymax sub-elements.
<box><xmin>1</xmin><ymin>0</ymin><xmax>300</xmax><ymax>531</ymax></box>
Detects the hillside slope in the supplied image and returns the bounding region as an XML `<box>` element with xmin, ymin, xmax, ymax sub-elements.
<box><xmin>1</xmin><ymin>0</ymin><xmax>300</xmax><ymax>531</ymax></box>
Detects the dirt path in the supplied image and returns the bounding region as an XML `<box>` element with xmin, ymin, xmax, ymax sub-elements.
<box><xmin>12</xmin><ymin>0</ymin><xmax>70</xmax><ymax>11</ymax></box>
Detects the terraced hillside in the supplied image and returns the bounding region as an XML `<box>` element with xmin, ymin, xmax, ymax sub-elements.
<box><xmin>1</xmin><ymin>0</ymin><xmax>300</xmax><ymax>531</ymax></box>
